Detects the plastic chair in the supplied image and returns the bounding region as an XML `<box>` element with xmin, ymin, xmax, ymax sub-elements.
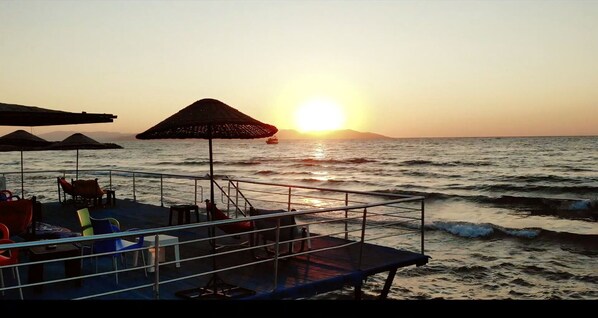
<box><xmin>57</xmin><ymin>177</ymin><xmax>76</xmax><ymax>203</ymax></box>
<box><xmin>0</xmin><ymin>223</ymin><xmax>23</xmax><ymax>299</ymax></box>
<box><xmin>205</xmin><ymin>200</ymin><xmax>254</xmax><ymax>248</ymax></box>
<box><xmin>90</xmin><ymin>218</ymin><xmax>146</xmax><ymax>284</ymax></box>
<box><xmin>249</xmin><ymin>208</ymin><xmax>309</xmax><ymax>258</ymax></box>
<box><xmin>76</xmin><ymin>208</ymin><xmax>120</xmax><ymax>263</ymax></box>
<box><xmin>0</xmin><ymin>198</ymin><xmax>33</xmax><ymax>237</ymax></box>
<box><xmin>72</xmin><ymin>179</ymin><xmax>106</xmax><ymax>207</ymax></box>
<box><xmin>77</xmin><ymin>208</ymin><xmax>120</xmax><ymax>236</ymax></box>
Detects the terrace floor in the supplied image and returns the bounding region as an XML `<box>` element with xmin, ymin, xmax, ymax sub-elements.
<box><xmin>3</xmin><ymin>197</ymin><xmax>428</xmax><ymax>300</ymax></box>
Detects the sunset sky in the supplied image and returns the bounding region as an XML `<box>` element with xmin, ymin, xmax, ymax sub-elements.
<box><xmin>1</xmin><ymin>0</ymin><xmax>597</xmax><ymax>138</ymax></box>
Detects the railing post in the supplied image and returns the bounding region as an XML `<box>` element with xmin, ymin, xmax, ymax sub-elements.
<box><xmin>194</xmin><ymin>179</ymin><xmax>198</xmax><ymax>206</ymax></box>
<box><xmin>358</xmin><ymin>208</ymin><xmax>367</xmax><ymax>270</ymax></box>
<box><xmin>153</xmin><ymin>234</ymin><xmax>160</xmax><ymax>299</ymax></box>
<box><xmin>344</xmin><ymin>192</ymin><xmax>349</xmax><ymax>240</ymax></box>
<box><xmin>109</xmin><ymin>170</ymin><xmax>112</xmax><ymax>190</ymax></box>
<box><xmin>160</xmin><ymin>175</ymin><xmax>164</xmax><ymax>207</ymax></box>
<box><xmin>272</xmin><ymin>217</ymin><xmax>281</xmax><ymax>291</ymax></box>
<box><xmin>287</xmin><ymin>187</ymin><xmax>292</xmax><ymax>211</ymax></box>
<box><xmin>421</xmin><ymin>199</ymin><xmax>425</xmax><ymax>255</ymax></box>
<box><xmin>20</xmin><ymin>151</ymin><xmax>24</xmax><ymax>197</ymax></box>
<box><xmin>133</xmin><ymin>173</ymin><xmax>137</xmax><ymax>202</ymax></box>
<box><xmin>227</xmin><ymin>181</ymin><xmax>231</xmax><ymax>214</ymax></box>
<box><xmin>235</xmin><ymin>181</ymin><xmax>239</xmax><ymax>216</ymax></box>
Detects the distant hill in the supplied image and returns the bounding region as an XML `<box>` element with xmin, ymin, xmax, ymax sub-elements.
<box><xmin>38</xmin><ymin>131</ymin><xmax>135</xmax><ymax>142</ymax></box>
<box><xmin>275</xmin><ymin>129</ymin><xmax>393</xmax><ymax>140</ymax></box>
<box><xmin>38</xmin><ymin>129</ymin><xmax>393</xmax><ymax>142</ymax></box>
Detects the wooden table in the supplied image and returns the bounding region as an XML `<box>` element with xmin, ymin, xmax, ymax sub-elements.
<box><xmin>28</xmin><ymin>243</ymin><xmax>82</xmax><ymax>293</ymax></box>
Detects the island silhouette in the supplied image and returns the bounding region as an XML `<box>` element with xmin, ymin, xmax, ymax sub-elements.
<box><xmin>39</xmin><ymin>129</ymin><xmax>394</xmax><ymax>142</ymax></box>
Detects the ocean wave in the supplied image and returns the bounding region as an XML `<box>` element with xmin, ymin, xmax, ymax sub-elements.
<box><xmin>290</xmin><ymin>163</ymin><xmax>318</xmax><ymax>168</ymax></box>
<box><xmin>431</xmin><ymin>221</ymin><xmax>541</xmax><ymax>239</ymax></box>
<box><xmin>374</xmin><ymin>189</ymin><xmax>452</xmax><ymax>201</ymax></box>
<box><xmin>432</xmin><ymin>221</ymin><xmax>500</xmax><ymax>238</ymax></box>
<box><xmin>400</xmin><ymin>159</ymin><xmax>491</xmax><ymax>167</ymax></box>
<box><xmin>483</xmin><ymin>196</ymin><xmax>598</xmax><ymax>222</ymax></box>
<box><xmin>155</xmin><ymin>161</ymin><xmax>179</xmax><ymax>165</ymax></box>
<box><xmin>155</xmin><ymin>160</ymin><xmax>211</xmax><ymax>166</ymax></box>
<box><xmin>545</xmin><ymin>164</ymin><xmax>595</xmax><ymax>172</ymax></box>
<box><xmin>495</xmin><ymin>174</ymin><xmax>582</xmax><ymax>184</ymax></box>
<box><xmin>256</xmin><ymin>170</ymin><xmax>276</xmax><ymax>175</ymax></box>
<box><xmin>374</xmin><ymin>188</ymin><xmax>598</xmax><ymax>221</ymax></box>
<box><xmin>400</xmin><ymin>159</ymin><xmax>433</xmax><ymax>166</ymax></box>
<box><xmin>449</xmin><ymin>183</ymin><xmax>598</xmax><ymax>196</ymax></box>
<box><xmin>281</xmin><ymin>171</ymin><xmax>313</xmax><ymax>176</ymax></box>
<box><xmin>400</xmin><ymin>170</ymin><xmax>464</xmax><ymax>179</ymax></box>
<box><xmin>429</xmin><ymin>221</ymin><xmax>598</xmax><ymax>247</ymax></box>
<box><xmin>221</xmin><ymin>160</ymin><xmax>262</xmax><ymax>166</ymax></box>
<box><xmin>296</xmin><ymin>158</ymin><xmax>377</xmax><ymax>165</ymax></box>
<box><xmin>300</xmin><ymin>178</ymin><xmax>346</xmax><ymax>184</ymax></box>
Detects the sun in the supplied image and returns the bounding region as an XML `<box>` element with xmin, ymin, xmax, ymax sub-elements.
<box><xmin>294</xmin><ymin>98</ymin><xmax>346</xmax><ymax>133</ymax></box>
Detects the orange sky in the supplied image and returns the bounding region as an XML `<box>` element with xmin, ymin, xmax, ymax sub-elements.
<box><xmin>1</xmin><ymin>1</ymin><xmax>597</xmax><ymax>138</ymax></box>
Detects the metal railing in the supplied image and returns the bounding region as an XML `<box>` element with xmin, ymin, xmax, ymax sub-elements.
<box><xmin>0</xmin><ymin>169</ymin><xmax>425</xmax><ymax>300</ymax></box>
<box><xmin>2</xmin><ymin>169</ymin><xmax>207</xmax><ymax>207</ymax></box>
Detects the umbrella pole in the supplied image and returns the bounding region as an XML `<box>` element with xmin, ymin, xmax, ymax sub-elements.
<box><xmin>180</xmin><ymin>136</ymin><xmax>254</xmax><ymax>299</ymax></box>
<box><xmin>206</xmin><ymin>136</ymin><xmax>228</xmax><ymax>295</ymax></box>
<box><xmin>21</xmin><ymin>150</ymin><xmax>24</xmax><ymax>197</ymax></box>
<box><xmin>209</xmin><ymin>137</ymin><xmax>217</xmax><ymax>273</ymax></box>
<box><xmin>76</xmin><ymin>149</ymin><xmax>79</xmax><ymax>180</ymax></box>
<box><xmin>209</xmin><ymin>138</ymin><xmax>214</xmax><ymax>207</ymax></box>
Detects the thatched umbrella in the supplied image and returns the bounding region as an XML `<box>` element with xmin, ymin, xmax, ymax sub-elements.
<box><xmin>136</xmin><ymin>98</ymin><xmax>277</xmax><ymax>207</ymax></box>
<box><xmin>0</xmin><ymin>102</ymin><xmax>117</xmax><ymax>197</ymax></box>
<box><xmin>0</xmin><ymin>102</ymin><xmax>116</xmax><ymax>126</ymax></box>
<box><xmin>136</xmin><ymin>98</ymin><xmax>277</xmax><ymax>298</ymax></box>
<box><xmin>48</xmin><ymin>133</ymin><xmax>122</xmax><ymax>180</ymax></box>
<box><xmin>0</xmin><ymin>130</ymin><xmax>53</xmax><ymax>195</ymax></box>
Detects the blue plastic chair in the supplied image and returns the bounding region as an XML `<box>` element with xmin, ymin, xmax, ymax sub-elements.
<box><xmin>90</xmin><ymin>218</ymin><xmax>147</xmax><ymax>284</ymax></box>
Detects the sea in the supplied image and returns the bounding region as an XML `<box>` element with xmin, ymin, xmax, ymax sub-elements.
<box><xmin>1</xmin><ymin>136</ymin><xmax>597</xmax><ymax>300</ymax></box>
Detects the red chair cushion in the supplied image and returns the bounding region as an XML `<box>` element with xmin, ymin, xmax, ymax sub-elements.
<box><xmin>206</xmin><ymin>202</ymin><xmax>253</xmax><ymax>234</ymax></box>
<box><xmin>58</xmin><ymin>178</ymin><xmax>75</xmax><ymax>195</ymax></box>
<box><xmin>73</xmin><ymin>179</ymin><xmax>105</xmax><ymax>198</ymax></box>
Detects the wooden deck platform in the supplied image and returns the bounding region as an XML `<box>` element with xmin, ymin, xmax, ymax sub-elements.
<box><xmin>7</xmin><ymin>197</ymin><xmax>428</xmax><ymax>300</ymax></box>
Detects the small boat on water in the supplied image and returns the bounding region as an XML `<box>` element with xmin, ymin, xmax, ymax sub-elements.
<box><xmin>266</xmin><ymin>136</ymin><xmax>278</xmax><ymax>144</ymax></box>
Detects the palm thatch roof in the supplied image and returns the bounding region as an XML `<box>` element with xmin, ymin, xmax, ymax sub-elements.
<box><xmin>136</xmin><ymin>98</ymin><xmax>278</xmax><ymax>140</ymax></box>
<box><xmin>0</xmin><ymin>129</ymin><xmax>52</xmax><ymax>149</ymax></box>
<box><xmin>0</xmin><ymin>102</ymin><xmax>117</xmax><ymax>126</ymax></box>
<box><xmin>48</xmin><ymin>133</ymin><xmax>122</xmax><ymax>150</ymax></box>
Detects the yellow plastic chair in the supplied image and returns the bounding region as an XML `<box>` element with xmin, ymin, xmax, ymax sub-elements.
<box><xmin>76</xmin><ymin>208</ymin><xmax>120</xmax><ymax>264</ymax></box>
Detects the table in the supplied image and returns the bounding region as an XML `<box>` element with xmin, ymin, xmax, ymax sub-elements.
<box><xmin>133</xmin><ymin>234</ymin><xmax>181</xmax><ymax>273</ymax></box>
<box><xmin>169</xmin><ymin>204</ymin><xmax>200</xmax><ymax>225</ymax></box>
<box><xmin>28</xmin><ymin>244</ymin><xmax>82</xmax><ymax>293</ymax></box>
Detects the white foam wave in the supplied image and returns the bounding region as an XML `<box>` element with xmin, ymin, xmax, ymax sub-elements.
<box><xmin>568</xmin><ymin>199</ymin><xmax>593</xmax><ymax>210</ymax></box>
<box><xmin>433</xmin><ymin>222</ymin><xmax>494</xmax><ymax>238</ymax></box>
<box><xmin>501</xmin><ymin>228</ymin><xmax>540</xmax><ymax>238</ymax></box>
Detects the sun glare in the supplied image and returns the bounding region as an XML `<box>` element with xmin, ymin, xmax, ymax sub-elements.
<box><xmin>294</xmin><ymin>98</ymin><xmax>346</xmax><ymax>133</ymax></box>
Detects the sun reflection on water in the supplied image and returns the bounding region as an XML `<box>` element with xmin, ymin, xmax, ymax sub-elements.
<box><xmin>313</xmin><ymin>142</ymin><xmax>325</xmax><ymax>159</ymax></box>
<box><xmin>311</xmin><ymin>143</ymin><xmax>331</xmax><ymax>181</ymax></box>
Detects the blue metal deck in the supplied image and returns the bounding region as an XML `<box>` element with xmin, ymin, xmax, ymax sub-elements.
<box><xmin>4</xmin><ymin>198</ymin><xmax>428</xmax><ymax>300</ymax></box>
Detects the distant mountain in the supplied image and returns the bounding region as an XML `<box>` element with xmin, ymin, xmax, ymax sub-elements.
<box><xmin>38</xmin><ymin>129</ymin><xmax>393</xmax><ymax>142</ymax></box>
<box><xmin>38</xmin><ymin>131</ymin><xmax>135</xmax><ymax>142</ymax></box>
<box><xmin>275</xmin><ymin>129</ymin><xmax>393</xmax><ymax>140</ymax></box>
